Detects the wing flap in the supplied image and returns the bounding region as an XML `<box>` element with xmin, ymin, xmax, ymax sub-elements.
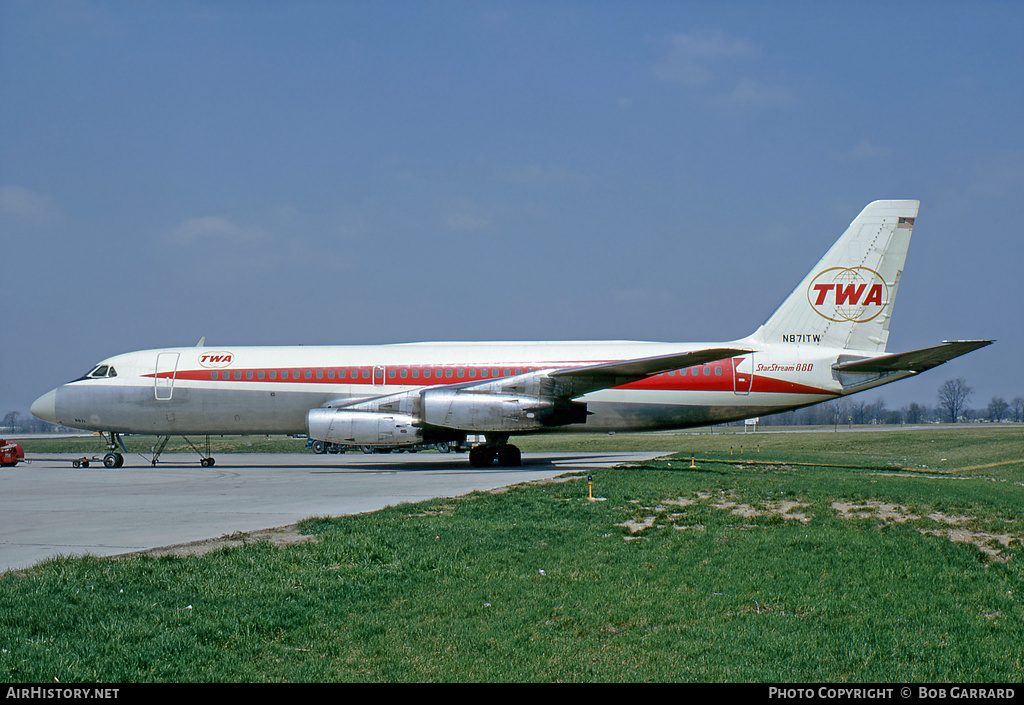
<box><xmin>832</xmin><ymin>340</ymin><xmax>993</xmax><ymax>374</ymax></box>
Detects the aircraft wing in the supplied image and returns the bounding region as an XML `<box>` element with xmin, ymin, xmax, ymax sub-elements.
<box><xmin>545</xmin><ymin>347</ymin><xmax>751</xmax><ymax>398</ymax></box>
<box><xmin>831</xmin><ymin>340</ymin><xmax>993</xmax><ymax>374</ymax></box>
<box><xmin>321</xmin><ymin>347</ymin><xmax>751</xmax><ymax>415</ymax></box>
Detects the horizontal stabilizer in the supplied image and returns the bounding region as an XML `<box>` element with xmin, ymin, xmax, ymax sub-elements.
<box><xmin>831</xmin><ymin>340</ymin><xmax>992</xmax><ymax>374</ymax></box>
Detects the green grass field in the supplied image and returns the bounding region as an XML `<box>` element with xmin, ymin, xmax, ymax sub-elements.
<box><xmin>3</xmin><ymin>426</ymin><xmax>1022</xmax><ymax>682</ymax></box>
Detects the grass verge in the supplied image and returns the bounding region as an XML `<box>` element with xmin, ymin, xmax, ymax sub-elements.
<box><xmin>2</xmin><ymin>427</ymin><xmax>1022</xmax><ymax>681</ymax></box>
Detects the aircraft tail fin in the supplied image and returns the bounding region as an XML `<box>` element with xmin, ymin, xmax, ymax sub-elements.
<box><xmin>749</xmin><ymin>200</ymin><xmax>919</xmax><ymax>353</ymax></box>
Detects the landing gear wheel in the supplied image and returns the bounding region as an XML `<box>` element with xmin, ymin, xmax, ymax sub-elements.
<box><xmin>469</xmin><ymin>446</ymin><xmax>496</xmax><ymax>468</ymax></box>
<box><xmin>103</xmin><ymin>452</ymin><xmax>124</xmax><ymax>468</ymax></box>
<box><xmin>496</xmin><ymin>445</ymin><xmax>522</xmax><ymax>467</ymax></box>
<box><xmin>200</xmin><ymin>457</ymin><xmax>216</xmax><ymax>467</ymax></box>
<box><xmin>312</xmin><ymin>440</ymin><xmax>325</xmax><ymax>454</ymax></box>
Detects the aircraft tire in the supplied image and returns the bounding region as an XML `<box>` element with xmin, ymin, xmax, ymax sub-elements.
<box><xmin>497</xmin><ymin>445</ymin><xmax>522</xmax><ymax>467</ymax></box>
<box><xmin>103</xmin><ymin>452</ymin><xmax>124</xmax><ymax>469</ymax></box>
<box><xmin>469</xmin><ymin>446</ymin><xmax>495</xmax><ymax>468</ymax></box>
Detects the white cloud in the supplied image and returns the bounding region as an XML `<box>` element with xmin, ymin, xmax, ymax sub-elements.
<box><xmin>0</xmin><ymin>186</ymin><xmax>60</xmax><ymax>225</ymax></box>
<box><xmin>655</xmin><ymin>30</ymin><xmax>791</xmax><ymax>111</ymax></box>
<box><xmin>170</xmin><ymin>216</ymin><xmax>266</xmax><ymax>244</ymax></box>
<box><xmin>655</xmin><ymin>30</ymin><xmax>761</xmax><ymax>88</ymax></box>
<box><xmin>723</xmin><ymin>76</ymin><xmax>793</xmax><ymax>109</ymax></box>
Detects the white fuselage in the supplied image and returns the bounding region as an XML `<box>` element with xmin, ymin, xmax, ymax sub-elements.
<box><xmin>34</xmin><ymin>338</ymin><xmax>894</xmax><ymax>439</ymax></box>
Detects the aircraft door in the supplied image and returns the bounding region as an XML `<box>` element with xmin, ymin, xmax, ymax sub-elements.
<box><xmin>374</xmin><ymin>365</ymin><xmax>385</xmax><ymax>385</ymax></box>
<box><xmin>155</xmin><ymin>352</ymin><xmax>180</xmax><ymax>400</ymax></box>
<box><xmin>733</xmin><ymin>354</ymin><xmax>753</xmax><ymax>395</ymax></box>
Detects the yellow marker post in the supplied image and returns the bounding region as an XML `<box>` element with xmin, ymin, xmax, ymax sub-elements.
<box><xmin>588</xmin><ymin>474</ymin><xmax>593</xmax><ymax>500</ymax></box>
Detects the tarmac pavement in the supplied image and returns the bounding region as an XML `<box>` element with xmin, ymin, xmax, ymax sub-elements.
<box><xmin>1</xmin><ymin>450</ymin><xmax>662</xmax><ymax>573</ymax></box>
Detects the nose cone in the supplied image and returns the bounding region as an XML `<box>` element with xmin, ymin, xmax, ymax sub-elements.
<box><xmin>31</xmin><ymin>389</ymin><xmax>59</xmax><ymax>424</ymax></box>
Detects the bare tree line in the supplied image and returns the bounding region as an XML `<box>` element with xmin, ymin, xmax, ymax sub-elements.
<box><xmin>734</xmin><ymin>378</ymin><xmax>1023</xmax><ymax>427</ymax></box>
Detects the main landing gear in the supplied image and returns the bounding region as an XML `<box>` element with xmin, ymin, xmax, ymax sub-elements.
<box><xmin>468</xmin><ymin>439</ymin><xmax>522</xmax><ymax>468</ymax></box>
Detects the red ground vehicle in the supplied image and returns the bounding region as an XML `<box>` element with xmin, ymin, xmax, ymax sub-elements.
<box><xmin>1</xmin><ymin>439</ymin><xmax>25</xmax><ymax>466</ymax></box>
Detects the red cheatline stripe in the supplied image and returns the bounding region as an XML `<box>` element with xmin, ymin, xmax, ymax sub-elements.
<box><xmin>144</xmin><ymin>366</ymin><xmax>832</xmax><ymax>395</ymax></box>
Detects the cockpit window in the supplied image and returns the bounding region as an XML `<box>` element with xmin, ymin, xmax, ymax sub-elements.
<box><xmin>85</xmin><ymin>365</ymin><xmax>117</xmax><ymax>378</ymax></box>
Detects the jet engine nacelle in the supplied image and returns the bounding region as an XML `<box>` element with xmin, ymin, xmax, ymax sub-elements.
<box><xmin>307</xmin><ymin>408</ymin><xmax>424</xmax><ymax>447</ymax></box>
<box><xmin>422</xmin><ymin>390</ymin><xmax>566</xmax><ymax>432</ymax></box>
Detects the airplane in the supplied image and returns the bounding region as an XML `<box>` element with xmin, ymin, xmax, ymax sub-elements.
<box><xmin>31</xmin><ymin>200</ymin><xmax>991</xmax><ymax>469</ymax></box>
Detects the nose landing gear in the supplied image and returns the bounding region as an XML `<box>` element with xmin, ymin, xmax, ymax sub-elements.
<box><xmin>103</xmin><ymin>432</ymin><xmax>125</xmax><ymax>468</ymax></box>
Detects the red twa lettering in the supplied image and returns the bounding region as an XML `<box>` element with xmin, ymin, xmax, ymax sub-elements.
<box><xmin>834</xmin><ymin>283</ymin><xmax>866</xmax><ymax>305</ymax></box>
<box><xmin>198</xmin><ymin>351</ymin><xmax>234</xmax><ymax>368</ymax></box>
<box><xmin>812</xmin><ymin>283</ymin><xmax>883</xmax><ymax>306</ymax></box>
<box><xmin>812</xmin><ymin>284</ymin><xmax>833</xmax><ymax>305</ymax></box>
<box><xmin>862</xmin><ymin>284</ymin><xmax>882</xmax><ymax>306</ymax></box>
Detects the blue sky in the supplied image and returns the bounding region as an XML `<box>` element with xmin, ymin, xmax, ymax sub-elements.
<box><xmin>2</xmin><ymin>0</ymin><xmax>1022</xmax><ymax>418</ymax></box>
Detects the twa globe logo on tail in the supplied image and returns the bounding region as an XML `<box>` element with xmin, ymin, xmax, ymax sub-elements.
<box><xmin>806</xmin><ymin>267</ymin><xmax>888</xmax><ymax>323</ymax></box>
